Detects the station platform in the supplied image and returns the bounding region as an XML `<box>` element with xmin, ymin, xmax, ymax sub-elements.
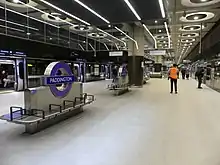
<box><xmin>1</xmin><ymin>79</ymin><xmax>220</xmax><ymax>165</ymax></box>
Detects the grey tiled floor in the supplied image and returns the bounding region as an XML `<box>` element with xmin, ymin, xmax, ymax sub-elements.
<box><xmin>1</xmin><ymin>79</ymin><xmax>220</xmax><ymax>165</ymax></box>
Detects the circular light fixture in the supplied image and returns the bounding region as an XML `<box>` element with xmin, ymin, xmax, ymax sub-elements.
<box><xmin>48</xmin><ymin>13</ymin><xmax>67</xmax><ymax>21</ymax></box>
<box><xmin>181</xmin><ymin>38</ymin><xmax>196</xmax><ymax>43</ymax></box>
<box><xmin>180</xmin><ymin>25</ymin><xmax>205</xmax><ymax>31</ymax></box>
<box><xmin>182</xmin><ymin>0</ymin><xmax>220</xmax><ymax>7</ymax></box>
<box><xmin>159</xmin><ymin>30</ymin><xmax>162</xmax><ymax>32</ymax></box>
<box><xmin>181</xmin><ymin>33</ymin><xmax>199</xmax><ymax>38</ymax></box>
<box><xmin>180</xmin><ymin>12</ymin><xmax>215</xmax><ymax>22</ymax></box>
<box><xmin>41</xmin><ymin>13</ymin><xmax>71</xmax><ymax>23</ymax></box>
<box><xmin>88</xmin><ymin>32</ymin><xmax>107</xmax><ymax>38</ymax></box>
<box><xmin>1</xmin><ymin>0</ymin><xmax>37</xmax><ymax>7</ymax></box>
<box><xmin>155</xmin><ymin>20</ymin><xmax>158</xmax><ymax>23</ymax></box>
<box><xmin>69</xmin><ymin>25</ymin><xmax>93</xmax><ymax>32</ymax></box>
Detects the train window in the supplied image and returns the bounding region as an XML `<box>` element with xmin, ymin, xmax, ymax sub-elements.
<box><xmin>19</xmin><ymin>62</ymin><xmax>24</xmax><ymax>79</ymax></box>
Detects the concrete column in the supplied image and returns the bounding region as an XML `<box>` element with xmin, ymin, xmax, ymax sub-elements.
<box><xmin>127</xmin><ymin>25</ymin><xmax>144</xmax><ymax>87</ymax></box>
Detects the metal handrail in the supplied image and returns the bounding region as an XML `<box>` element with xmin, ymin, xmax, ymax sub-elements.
<box><xmin>49</xmin><ymin>104</ymin><xmax>62</xmax><ymax>113</ymax></box>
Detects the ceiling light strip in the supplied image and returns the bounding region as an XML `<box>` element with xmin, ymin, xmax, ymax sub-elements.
<box><xmin>158</xmin><ymin>0</ymin><xmax>166</xmax><ymax>18</ymax></box>
<box><xmin>78</xmin><ymin>43</ymin><xmax>85</xmax><ymax>51</ymax></box>
<box><xmin>39</xmin><ymin>0</ymin><xmax>90</xmax><ymax>25</ymax></box>
<box><xmin>143</xmin><ymin>24</ymin><xmax>157</xmax><ymax>49</ymax></box>
<box><xmin>74</xmin><ymin>0</ymin><xmax>110</xmax><ymax>23</ymax></box>
<box><xmin>0</xmin><ymin>24</ymin><xmax>24</xmax><ymax>32</ymax></box>
<box><xmin>0</xmin><ymin>18</ymin><xmax>39</xmax><ymax>31</ymax></box>
<box><xmin>123</xmin><ymin>0</ymin><xmax>141</xmax><ymax>20</ymax></box>
<box><xmin>103</xmin><ymin>43</ymin><xmax>109</xmax><ymax>51</ymax></box>
<box><xmin>97</xmin><ymin>28</ymin><xmax>126</xmax><ymax>46</ymax></box>
<box><xmin>115</xmin><ymin>26</ymin><xmax>138</xmax><ymax>49</ymax></box>
<box><xmin>164</xmin><ymin>22</ymin><xmax>170</xmax><ymax>48</ymax></box>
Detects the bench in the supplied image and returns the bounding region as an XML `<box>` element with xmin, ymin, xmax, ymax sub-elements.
<box><xmin>0</xmin><ymin>93</ymin><xmax>95</xmax><ymax>133</ymax></box>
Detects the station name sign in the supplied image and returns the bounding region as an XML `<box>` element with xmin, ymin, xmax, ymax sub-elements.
<box><xmin>45</xmin><ymin>76</ymin><xmax>75</xmax><ymax>85</ymax></box>
<box><xmin>109</xmin><ymin>51</ymin><xmax>123</xmax><ymax>57</ymax></box>
<box><xmin>149</xmin><ymin>50</ymin><xmax>166</xmax><ymax>56</ymax></box>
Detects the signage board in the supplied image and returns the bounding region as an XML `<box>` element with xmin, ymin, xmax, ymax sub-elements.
<box><xmin>45</xmin><ymin>76</ymin><xmax>75</xmax><ymax>85</ymax></box>
<box><xmin>109</xmin><ymin>51</ymin><xmax>123</xmax><ymax>57</ymax></box>
<box><xmin>149</xmin><ymin>50</ymin><xmax>166</xmax><ymax>56</ymax></box>
<box><xmin>44</xmin><ymin>62</ymin><xmax>75</xmax><ymax>98</ymax></box>
<box><xmin>0</xmin><ymin>49</ymin><xmax>26</xmax><ymax>57</ymax></box>
<box><xmin>145</xmin><ymin>61</ymin><xmax>153</xmax><ymax>64</ymax></box>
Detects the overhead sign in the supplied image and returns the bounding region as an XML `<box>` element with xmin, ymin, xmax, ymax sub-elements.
<box><xmin>109</xmin><ymin>51</ymin><xmax>123</xmax><ymax>56</ymax></box>
<box><xmin>145</xmin><ymin>61</ymin><xmax>153</xmax><ymax>64</ymax></box>
<box><xmin>0</xmin><ymin>49</ymin><xmax>26</xmax><ymax>56</ymax></box>
<box><xmin>149</xmin><ymin>50</ymin><xmax>166</xmax><ymax>56</ymax></box>
<box><xmin>44</xmin><ymin>62</ymin><xmax>75</xmax><ymax>98</ymax></box>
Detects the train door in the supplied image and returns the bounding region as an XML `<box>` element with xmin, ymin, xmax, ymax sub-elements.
<box><xmin>73</xmin><ymin>63</ymin><xmax>80</xmax><ymax>81</ymax></box>
<box><xmin>0</xmin><ymin>57</ymin><xmax>27</xmax><ymax>91</ymax></box>
<box><xmin>80</xmin><ymin>62</ymin><xmax>85</xmax><ymax>82</ymax></box>
<box><xmin>105</xmin><ymin>64</ymin><xmax>111</xmax><ymax>79</ymax></box>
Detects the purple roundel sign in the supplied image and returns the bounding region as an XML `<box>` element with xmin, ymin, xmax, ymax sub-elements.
<box><xmin>44</xmin><ymin>62</ymin><xmax>75</xmax><ymax>98</ymax></box>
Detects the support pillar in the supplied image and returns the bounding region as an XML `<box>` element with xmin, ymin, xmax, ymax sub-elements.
<box><xmin>127</xmin><ymin>25</ymin><xmax>144</xmax><ymax>87</ymax></box>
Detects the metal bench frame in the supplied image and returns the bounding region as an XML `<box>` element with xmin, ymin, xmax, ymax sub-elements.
<box><xmin>0</xmin><ymin>93</ymin><xmax>95</xmax><ymax>134</ymax></box>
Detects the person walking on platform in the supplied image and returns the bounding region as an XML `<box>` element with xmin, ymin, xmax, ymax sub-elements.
<box><xmin>181</xmin><ymin>67</ymin><xmax>186</xmax><ymax>79</ymax></box>
<box><xmin>168</xmin><ymin>64</ymin><xmax>179</xmax><ymax>94</ymax></box>
<box><xmin>112</xmin><ymin>66</ymin><xmax>118</xmax><ymax>83</ymax></box>
<box><xmin>195</xmin><ymin>67</ymin><xmax>204</xmax><ymax>89</ymax></box>
<box><xmin>186</xmin><ymin>67</ymin><xmax>190</xmax><ymax>80</ymax></box>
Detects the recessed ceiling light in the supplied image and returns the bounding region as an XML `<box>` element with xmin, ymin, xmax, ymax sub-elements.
<box><xmin>163</xmin><ymin>41</ymin><xmax>166</xmax><ymax>43</ymax></box>
<box><xmin>159</xmin><ymin>30</ymin><xmax>162</xmax><ymax>32</ymax></box>
<box><xmin>49</xmin><ymin>37</ymin><xmax>52</xmax><ymax>40</ymax></box>
<box><xmin>26</xmin><ymin>32</ymin><xmax>31</xmax><ymax>35</ymax></box>
<box><xmin>13</xmin><ymin>0</ymin><xmax>19</xmax><ymax>3</ymax></box>
<box><xmin>200</xmin><ymin>0</ymin><xmax>208</xmax><ymax>2</ymax></box>
<box><xmin>108</xmin><ymin>25</ymin><xmax>111</xmax><ymax>27</ymax></box>
<box><xmin>186</xmin><ymin>40</ymin><xmax>189</xmax><ymax>42</ymax></box>
<box><xmin>193</xmin><ymin>16</ymin><xmax>199</xmax><ymax>20</ymax></box>
<box><xmin>155</xmin><ymin>20</ymin><xmax>158</xmax><ymax>23</ymax></box>
<box><xmin>190</xmin><ymin>27</ymin><xmax>194</xmax><ymax>30</ymax></box>
<box><xmin>188</xmin><ymin>35</ymin><xmax>191</xmax><ymax>37</ymax></box>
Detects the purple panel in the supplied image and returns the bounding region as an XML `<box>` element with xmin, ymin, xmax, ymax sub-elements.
<box><xmin>49</xmin><ymin>62</ymin><xmax>73</xmax><ymax>98</ymax></box>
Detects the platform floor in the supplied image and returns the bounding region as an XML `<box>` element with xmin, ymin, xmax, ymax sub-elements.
<box><xmin>1</xmin><ymin>79</ymin><xmax>220</xmax><ymax>165</ymax></box>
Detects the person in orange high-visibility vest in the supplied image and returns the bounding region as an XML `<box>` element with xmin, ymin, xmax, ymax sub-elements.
<box><xmin>168</xmin><ymin>64</ymin><xmax>179</xmax><ymax>94</ymax></box>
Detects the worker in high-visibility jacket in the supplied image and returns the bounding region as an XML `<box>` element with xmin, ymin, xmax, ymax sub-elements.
<box><xmin>168</xmin><ymin>64</ymin><xmax>179</xmax><ymax>94</ymax></box>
